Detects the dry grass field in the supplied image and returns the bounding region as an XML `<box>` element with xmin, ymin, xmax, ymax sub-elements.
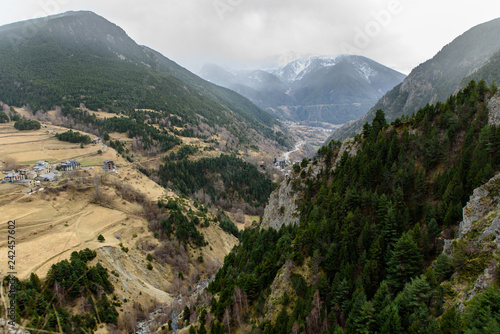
<box><xmin>0</xmin><ymin>123</ymin><xmax>109</xmax><ymax>164</ymax></box>
<box><xmin>0</xmin><ymin>121</ymin><xmax>238</xmax><ymax>320</ymax></box>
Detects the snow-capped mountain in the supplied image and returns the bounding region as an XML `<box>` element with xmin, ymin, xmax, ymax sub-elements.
<box><xmin>200</xmin><ymin>55</ymin><xmax>406</xmax><ymax>125</ymax></box>
<box><xmin>272</xmin><ymin>56</ymin><xmax>338</xmax><ymax>82</ymax></box>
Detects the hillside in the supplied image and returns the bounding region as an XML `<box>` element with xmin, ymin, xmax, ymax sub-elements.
<box><xmin>0</xmin><ymin>10</ymin><xmax>289</xmax><ymax>219</ymax></box>
<box><xmin>182</xmin><ymin>82</ymin><xmax>500</xmax><ymax>333</ymax></box>
<box><xmin>330</xmin><ymin>17</ymin><xmax>500</xmax><ymax>141</ymax></box>
<box><xmin>0</xmin><ymin>121</ymin><xmax>239</xmax><ymax>332</ymax></box>
<box><xmin>200</xmin><ymin>55</ymin><xmax>406</xmax><ymax>125</ymax></box>
<box><xmin>0</xmin><ymin>11</ymin><xmax>290</xmax><ymax>149</ymax></box>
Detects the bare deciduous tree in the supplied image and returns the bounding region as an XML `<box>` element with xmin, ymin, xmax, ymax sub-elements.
<box><xmin>223</xmin><ymin>307</ymin><xmax>231</xmax><ymax>334</ymax></box>
<box><xmin>3</xmin><ymin>156</ymin><xmax>19</xmax><ymax>170</ymax></box>
<box><xmin>305</xmin><ymin>290</ymin><xmax>323</xmax><ymax>334</ymax></box>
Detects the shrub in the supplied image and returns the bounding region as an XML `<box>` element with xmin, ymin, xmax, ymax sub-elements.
<box><xmin>14</xmin><ymin>119</ymin><xmax>41</xmax><ymax>130</ymax></box>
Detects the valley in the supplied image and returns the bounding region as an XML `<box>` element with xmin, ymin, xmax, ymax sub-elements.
<box><xmin>200</xmin><ymin>55</ymin><xmax>406</xmax><ymax>126</ymax></box>
<box><xmin>274</xmin><ymin>122</ymin><xmax>336</xmax><ymax>171</ymax></box>
<box><xmin>0</xmin><ymin>8</ymin><xmax>500</xmax><ymax>334</ymax></box>
<box><xmin>284</xmin><ymin>122</ymin><xmax>337</xmax><ymax>150</ymax></box>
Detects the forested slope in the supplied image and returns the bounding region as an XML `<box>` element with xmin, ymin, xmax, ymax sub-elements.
<box><xmin>194</xmin><ymin>80</ymin><xmax>500</xmax><ymax>334</ymax></box>
<box><xmin>0</xmin><ymin>11</ymin><xmax>289</xmax><ymax>147</ymax></box>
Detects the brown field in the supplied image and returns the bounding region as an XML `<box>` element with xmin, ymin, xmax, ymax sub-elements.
<box><xmin>0</xmin><ymin>123</ymin><xmax>109</xmax><ymax>164</ymax></box>
<box><xmin>0</xmin><ymin>119</ymin><xmax>239</xmax><ymax>319</ymax></box>
<box><xmin>0</xmin><ymin>178</ymin><xmax>142</xmax><ymax>279</ymax></box>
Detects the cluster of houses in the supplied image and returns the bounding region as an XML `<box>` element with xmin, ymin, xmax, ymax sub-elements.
<box><xmin>274</xmin><ymin>158</ymin><xmax>287</xmax><ymax>169</ymax></box>
<box><xmin>1</xmin><ymin>159</ymin><xmax>118</xmax><ymax>189</ymax></box>
<box><xmin>273</xmin><ymin>157</ymin><xmax>303</xmax><ymax>170</ymax></box>
<box><xmin>2</xmin><ymin>160</ymin><xmax>56</xmax><ymax>188</ymax></box>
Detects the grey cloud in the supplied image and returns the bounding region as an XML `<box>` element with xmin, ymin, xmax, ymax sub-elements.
<box><xmin>2</xmin><ymin>0</ymin><xmax>500</xmax><ymax>74</ymax></box>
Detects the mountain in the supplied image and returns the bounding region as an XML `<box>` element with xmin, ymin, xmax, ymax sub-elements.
<box><xmin>200</xmin><ymin>55</ymin><xmax>406</xmax><ymax>125</ymax></box>
<box><xmin>204</xmin><ymin>83</ymin><xmax>500</xmax><ymax>333</ymax></box>
<box><xmin>0</xmin><ymin>11</ymin><xmax>289</xmax><ymax>147</ymax></box>
<box><xmin>330</xmin><ymin>17</ymin><xmax>500</xmax><ymax>141</ymax></box>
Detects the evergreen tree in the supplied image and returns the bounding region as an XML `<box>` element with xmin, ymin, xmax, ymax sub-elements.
<box><xmin>380</xmin><ymin>304</ymin><xmax>403</xmax><ymax>334</ymax></box>
<box><xmin>434</xmin><ymin>254</ymin><xmax>454</xmax><ymax>282</ymax></box>
<box><xmin>440</xmin><ymin>306</ymin><xmax>460</xmax><ymax>334</ymax></box>
<box><xmin>371</xmin><ymin>109</ymin><xmax>388</xmax><ymax>136</ymax></box>
<box><xmin>386</xmin><ymin>233</ymin><xmax>424</xmax><ymax>292</ymax></box>
<box><xmin>354</xmin><ymin>301</ymin><xmax>376</xmax><ymax>334</ymax></box>
<box><xmin>382</xmin><ymin>203</ymin><xmax>400</xmax><ymax>259</ymax></box>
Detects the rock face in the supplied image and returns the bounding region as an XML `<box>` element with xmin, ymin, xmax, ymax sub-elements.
<box><xmin>262</xmin><ymin>138</ymin><xmax>361</xmax><ymax>230</ymax></box>
<box><xmin>261</xmin><ymin>174</ymin><xmax>301</xmax><ymax>230</ymax></box>
<box><xmin>458</xmin><ymin>173</ymin><xmax>500</xmax><ymax>238</ymax></box>
<box><xmin>458</xmin><ymin>185</ymin><xmax>494</xmax><ymax>238</ymax></box>
<box><xmin>444</xmin><ymin>173</ymin><xmax>500</xmax><ymax>305</ymax></box>
<box><xmin>332</xmin><ymin>137</ymin><xmax>361</xmax><ymax>171</ymax></box>
<box><xmin>488</xmin><ymin>91</ymin><xmax>500</xmax><ymax>126</ymax></box>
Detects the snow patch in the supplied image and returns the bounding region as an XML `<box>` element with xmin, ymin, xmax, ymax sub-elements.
<box><xmin>272</xmin><ymin>56</ymin><xmax>342</xmax><ymax>82</ymax></box>
<box><xmin>353</xmin><ymin>60</ymin><xmax>377</xmax><ymax>83</ymax></box>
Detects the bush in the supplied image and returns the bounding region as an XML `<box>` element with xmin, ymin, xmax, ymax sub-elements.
<box><xmin>14</xmin><ymin>119</ymin><xmax>40</xmax><ymax>130</ymax></box>
<box><xmin>56</xmin><ymin>130</ymin><xmax>92</xmax><ymax>144</ymax></box>
<box><xmin>0</xmin><ymin>111</ymin><xmax>9</xmax><ymax>123</ymax></box>
<box><xmin>220</xmin><ymin>218</ymin><xmax>239</xmax><ymax>238</ymax></box>
<box><xmin>97</xmin><ymin>234</ymin><xmax>105</xmax><ymax>242</ymax></box>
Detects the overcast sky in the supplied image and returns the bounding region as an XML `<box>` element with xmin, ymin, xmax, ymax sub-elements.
<box><xmin>2</xmin><ymin>0</ymin><xmax>500</xmax><ymax>74</ymax></box>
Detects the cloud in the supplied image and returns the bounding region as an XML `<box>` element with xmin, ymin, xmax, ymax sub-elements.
<box><xmin>1</xmin><ymin>0</ymin><xmax>500</xmax><ymax>74</ymax></box>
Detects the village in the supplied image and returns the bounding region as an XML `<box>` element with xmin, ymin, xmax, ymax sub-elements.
<box><xmin>1</xmin><ymin>158</ymin><xmax>117</xmax><ymax>192</ymax></box>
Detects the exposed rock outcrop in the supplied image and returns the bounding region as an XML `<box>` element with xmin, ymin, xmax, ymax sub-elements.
<box><xmin>262</xmin><ymin>138</ymin><xmax>361</xmax><ymax>230</ymax></box>
<box><xmin>332</xmin><ymin>137</ymin><xmax>361</xmax><ymax>171</ymax></box>
<box><xmin>458</xmin><ymin>173</ymin><xmax>500</xmax><ymax>238</ymax></box>
<box><xmin>487</xmin><ymin>91</ymin><xmax>500</xmax><ymax>126</ymax></box>
<box><xmin>261</xmin><ymin>174</ymin><xmax>301</xmax><ymax>230</ymax></box>
<box><xmin>443</xmin><ymin>173</ymin><xmax>500</xmax><ymax>305</ymax></box>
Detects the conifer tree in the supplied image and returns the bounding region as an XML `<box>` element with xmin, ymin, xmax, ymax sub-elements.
<box><xmin>386</xmin><ymin>233</ymin><xmax>424</xmax><ymax>292</ymax></box>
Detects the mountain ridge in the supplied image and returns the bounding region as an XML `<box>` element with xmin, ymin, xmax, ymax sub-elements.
<box><xmin>200</xmin><ymin>54</ymin><xmax>406</xmax><ymax>125</ymax></box>
<box><xmin>0</xmin><ymin>10</ymin><xmax>289</xmax><ymax>147</ymax></box>
<box><xmin>330</xmin><ymin>16</ymin><xmax>500</xmax><ymax>141</ymax></box>
<box><xmin>205</xmin><ymin>82</ymin><xmax>500</xmax><ymax>334</ymax></box>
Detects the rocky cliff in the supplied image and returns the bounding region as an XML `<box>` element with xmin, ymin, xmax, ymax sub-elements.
<box><xmin>443</xmin><ymin>172</ymin><xmax>500</xmax><ymax>307</ymax></box>
<box><xmin>488</xmin><ymin>91</ymin><xmax>500</xmax><ymax>126</ymax></box>
<box><xmin>261</xmin><ymin>138</ymin><xmax>361</xmax><ymax>230</ymax></box>
<box><xmin>261</xmin><ymin>173</ymin><xmax>301</xmax><ymax>230</ymax></box>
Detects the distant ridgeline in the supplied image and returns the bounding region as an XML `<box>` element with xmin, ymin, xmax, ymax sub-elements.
<box><xmin>330</xmin><ymin>17</ymin><xmax>500</xmax><ymax>142</ymax></box>
<box><xmin>0</xmin><ymin>11</ymin><xmax>291</xmax><ymax>149</ymax></box>
<box><xmin>203</xmin><ymin>80</ymin><xmax>500</xmax><ymax>333</ymax></box>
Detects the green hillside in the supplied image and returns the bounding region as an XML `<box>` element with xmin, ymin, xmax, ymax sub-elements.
<box><xmin>0</xmin><ymin>11</ymin><xmax>289</xmax><ymax>147</ymax></box>
<box><xmin>198</xmin><ymin>81</ymin><xmax>500</xmax><ymax>333</ymax></box>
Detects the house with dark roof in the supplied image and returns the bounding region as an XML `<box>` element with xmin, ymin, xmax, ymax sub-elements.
<box><xmin>103</xmin><ymin>160</ymin><xmax>116</xmax><ymax>171</ymax></box>
<box><xmin>59</xmin><ymin>160</ymin><xmax>81</xmax><ymax>171</ymax></box>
